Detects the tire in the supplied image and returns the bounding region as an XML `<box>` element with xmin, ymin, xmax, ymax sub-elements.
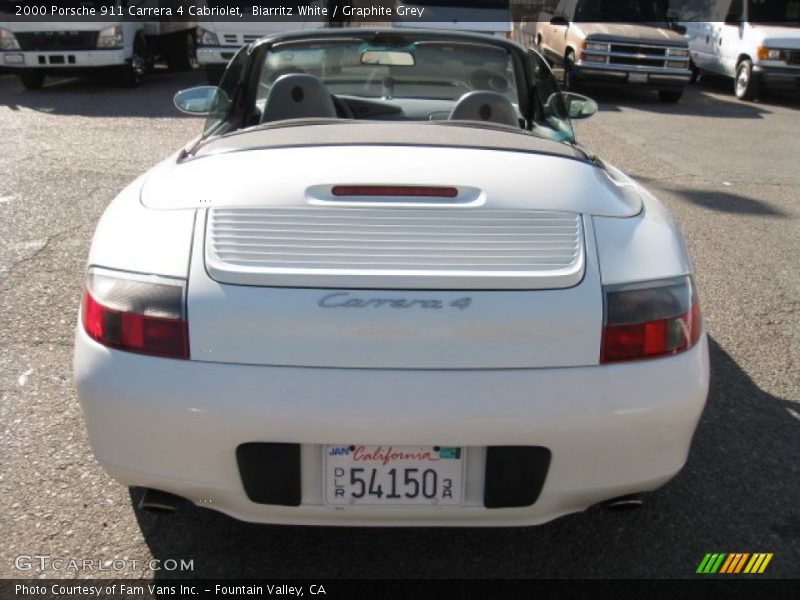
<box><xmin>166</xmin><ymin>31</ymin><xmax>196</xmax><ymax>72</ymax></box>
<box><xmin>20</xmin><ymin>71</ymin><xmax>45</xmax><ymax>90</ymax></box>
<box><xmin>735</xmin><ymin>59</ymin><xmax>759</xmax><ymax>100</ymax></box>
<box><xmin>205</xmin><ymin>65</ymin><xmax>225</xmax><ymax>85</ymax></box>
<box><xmin>564</xmin><ymin>51</ymin><xmax>577</xmax><ymax>91</ymax></box>
<box><xmin>689</xmin><ymin>59</ymin><xmax>700</xmax><ymax>84</ymax></box>
<box><xmin>117</xmin><ymin>37</ymin><xmax>146</xmax><ymax>87</ymax></box>
<box><xmin>658</xmin><ymin>89</ymin><xmax>683</xmax><ymax>103</ymax></box>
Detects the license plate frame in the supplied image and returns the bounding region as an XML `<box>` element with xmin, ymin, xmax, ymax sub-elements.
<box><xmin>323</xmin><ymin>445</ymin><xmax>466</xmax><ymax>507</ymax></box>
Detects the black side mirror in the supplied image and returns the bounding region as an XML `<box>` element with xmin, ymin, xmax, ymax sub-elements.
<box><xmin>550</xmin><ymin>15</ymin><xmax>569</xmax><ymax>26</ymax></box>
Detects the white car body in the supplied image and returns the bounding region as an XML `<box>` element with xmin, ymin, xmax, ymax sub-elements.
<box><xmin>74</xmin><ymin>29</ymin><xmax>709</xmax><ymax>526</ymax></box>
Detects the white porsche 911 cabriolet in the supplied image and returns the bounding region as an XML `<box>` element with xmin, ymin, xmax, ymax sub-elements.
<box><xmin>74</xmin><ymin>29</ymin><xmax>709</xmax><ymax>526</ymax></box>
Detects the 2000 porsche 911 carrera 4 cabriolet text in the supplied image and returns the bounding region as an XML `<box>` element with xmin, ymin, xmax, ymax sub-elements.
<box><xmin>74</xmin><ymin>29</ymin><xmax>709</xmax><ymax>526</ymax></box>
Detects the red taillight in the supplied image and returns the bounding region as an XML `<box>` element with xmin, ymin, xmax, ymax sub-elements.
<box><xmin>331</xmin><ymin>185</ymin><xmax>458</xmax><ymax>198</ymax></box>
<box><xmin>81</xmin><ymin>268</ymin><xmax>189</xmax><ymax>360</ymax></box>
<box><xmin>601</xmin><ymin>276</ymin><xmax>702</xmax><ymax>363</ymax></box>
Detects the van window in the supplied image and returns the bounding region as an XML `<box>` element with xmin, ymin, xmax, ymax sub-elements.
<box><xmin>749</xmin><ymin>0</ymin><xmax>800</xmax><ymax>23</ymax></box>
<box><xmin>574</xmin><ymin>0</ymin><xmax>669</xmax><ymax>22</ymax></box>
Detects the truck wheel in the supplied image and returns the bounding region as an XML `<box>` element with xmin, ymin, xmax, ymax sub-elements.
<box><xmin>735</xmin><ymin>59</ymin><xmax>759</xmax><ymax>100</ymax></box>
<box><xmin>564</xmin><ymin>51</ymin><xmax>577</xmax><ymax>91</ymax></box>
<box><xmin>205</xmin><ymin>65</ymin><xmax>225</xmax><ymax>85</ymax></box>
<box><xmin>117</xmin><ymin>37</ymin><xmax>146</xmax><ymax>87</ymax></box>
<box><xmin>166</xmin><ymin>31</ymin><xmax>196</xmax><ymax>72</ymax></box>
<box><xmin>20</xmin><ymin>71</ymin><xmax>45</xmax><ymax>90</ymax></box>
<box><xmin>689</xmin><ymin>59</ymin><xmax>700</xmax><ymax>84</ymax></box>
<box><xmin>658</xmin><ymin>89</ymin><xmax>683</xmax><ymax>103</ymax></box>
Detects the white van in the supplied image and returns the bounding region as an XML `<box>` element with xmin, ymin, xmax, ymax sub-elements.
<box><xmin>0</xmin><ymin>0</ymin><xmax>197</xmax><ymax>88</ymax></box>
<box><xmin>678</xmin><ymin>0</ymin><xmax>800</xmax><ymax>99</ymax></box>
<box><xmin>195</xmin><ymin>1</ymin><xmax>327</xmax><ymax>84</ymax></box>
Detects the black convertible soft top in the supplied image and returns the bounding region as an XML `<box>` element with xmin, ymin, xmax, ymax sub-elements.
<box><xmin>192</xmin><ymin>121</ymin><xmax>587</xmax><ymax>162</ymax></box>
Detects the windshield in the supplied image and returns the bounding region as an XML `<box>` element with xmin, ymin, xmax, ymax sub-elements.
<box><xmin>202</xmin><ymin>34</ymin><xmax>578</xmax><ymax>145</ymax></box>
<box><xmin>575</xmin><ymin>0</ymin><xmax>669</xmax><ymax>22</ymax></box>
<box><xmin>749</xmin><ymin>0</ymin><xmax>800</xmax><ymax>24</ymax></box>
<box><xmin>255</xmin><ymin>40</ymin><xmax>520</xmax><ymax>104</ymax></box>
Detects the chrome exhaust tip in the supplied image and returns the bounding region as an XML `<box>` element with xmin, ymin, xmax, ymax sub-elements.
<box><xmin>138</xmin><ymin>488</ymin><xmax>185</xmax><ymax>514</ymax></box>
<box><xmin>602</xmin><ymin>494</ymin><xmax>644</xmax><ymax>511</ymax></box>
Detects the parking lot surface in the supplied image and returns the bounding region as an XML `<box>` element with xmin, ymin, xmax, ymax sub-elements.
<box><xmin>0</xmin><ymin>71</ymin><xmax>798</xmax><ymax>579</ymax></box>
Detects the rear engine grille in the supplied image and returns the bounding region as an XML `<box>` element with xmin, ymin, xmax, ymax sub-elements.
<box><xmin>206</xmin><ymin>207</ymin><xmax>585</xmax><ymax>290</ymax></box>
<box><xmin>16</xmin><ymin>31</ymin><xmax>98</xmax><ymax>51</ymax></box>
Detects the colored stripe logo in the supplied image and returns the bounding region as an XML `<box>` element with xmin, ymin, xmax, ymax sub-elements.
<box><xmin>696</xmin><ymin>553</ymin><xmax>773</xmax><ymax>574</ymax></box>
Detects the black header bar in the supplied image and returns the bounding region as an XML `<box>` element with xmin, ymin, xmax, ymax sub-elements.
<box><xmin>1</xmin><ymin>1</ymin><xmax>799</xmax><ymax>24</ymax></box>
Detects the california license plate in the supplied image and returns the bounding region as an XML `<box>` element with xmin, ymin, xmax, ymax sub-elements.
<box><xmin>629</xmin><ymin>72</ymin><xmax>648</xmax><ymax>83</ymax></box>
<box><xmin>324</xmin><ymin>445</ymin><xmax>464</xmax><ymax>506</ymax></box>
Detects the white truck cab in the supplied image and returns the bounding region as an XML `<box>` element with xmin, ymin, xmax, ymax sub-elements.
<box><xmin>195</xmin><ymin>1</ymin><xmax>327</xmax><ymax>84</ymax></box>
<box><xmin>680</xmin><ymin>0</ymin><xmax>800</xmax><ymax>99</ymax></box>
<box><xmin>0</xmin><ymin>0</ymin><xmax>197</xmax><ymax>88</ymax></box>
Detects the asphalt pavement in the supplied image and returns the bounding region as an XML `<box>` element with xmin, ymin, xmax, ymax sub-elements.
<box><xmin>0</xmin><ymin>69</ymin><xmax>798</xmax><ymax>579</ymax></box>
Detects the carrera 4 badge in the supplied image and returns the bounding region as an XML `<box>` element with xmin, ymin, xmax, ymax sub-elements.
<box><xmin>318</xmin><ymin>292</ymin><xmax>472</xmax><ymax>310</ymax></box>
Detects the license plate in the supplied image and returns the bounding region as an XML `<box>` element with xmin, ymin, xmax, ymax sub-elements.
<box><xmin>324</xmin><ymin>445</ymin><xmax>464</xmax><ymax>506</ymax></box>
<box><xmin>629</xmin><ymin>72</ymin><xmax>648</xmax><ymax>83</ymax></box>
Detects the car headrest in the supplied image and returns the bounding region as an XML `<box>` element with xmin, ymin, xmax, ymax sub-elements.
<box><xmin>449</xmin><ymin>91</ymin><xmax>520</xmax><ymax>128</ymax></box>
<box><xmin>261</xmin><ymin>73</ymin><xmax>337</xmax><ymax>123</ymax></box>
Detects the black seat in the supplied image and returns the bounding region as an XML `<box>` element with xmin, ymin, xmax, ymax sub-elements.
<box><xmin>449</xmin><ymin>91</ymin><xmax>520</xmax><ymax>128</ymax></box>
<box><xmin>260</xmin><ymin>73</ymin><xmax>337</xmax><ymax>123</ymax></box>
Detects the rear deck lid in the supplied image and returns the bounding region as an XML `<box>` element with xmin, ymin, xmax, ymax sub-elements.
<box><xmin>206</xmin><ymin>205</ymin><xmax>584</xmax><ymax>290</ymax></box>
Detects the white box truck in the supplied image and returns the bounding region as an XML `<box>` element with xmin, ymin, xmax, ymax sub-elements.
<box><xmin>195</xmin><ymin>1</ymin><xmax>328</xmax><ymax>84</ymax></box>
<box><xmin>0</xmin><ymin>0</ymin><xmax>198</xmax><ymax>88</ymax></box>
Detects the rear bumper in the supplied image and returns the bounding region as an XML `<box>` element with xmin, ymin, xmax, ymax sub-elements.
<box><xmin>1</xmin><ymin>49</ymin><xmax>127</xmax><ymax>70</ymax></box>
<box><xmin>574</xmin><ymin>61</ymin><xmax>691</xmax><ymax>89</ymax></box>
<box><xmin>74</xmin><ymin>327</ymin><xmax>709</xmax><ymax>526</ymax></box>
